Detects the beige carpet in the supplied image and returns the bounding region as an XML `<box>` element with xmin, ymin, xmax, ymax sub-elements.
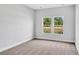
<box><xmin>0</xmin><ymin>39</ymin><xmax>78</xmax><ymax>55</ymax></box>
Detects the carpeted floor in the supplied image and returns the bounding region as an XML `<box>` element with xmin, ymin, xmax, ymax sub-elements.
<box><xmin>0</xmin><ymin>39</ymin><xmax>78</xmax><ymax>55</ymax></box>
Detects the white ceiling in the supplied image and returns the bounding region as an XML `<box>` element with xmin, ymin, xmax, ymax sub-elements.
<box><xmin>25</xmin><ymin>4</ymin><xmax>73</xmax><ymax>10</ymax></box>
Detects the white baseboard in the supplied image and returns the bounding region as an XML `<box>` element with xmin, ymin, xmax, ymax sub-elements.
<box><xmin>35</xmin><ymin>37</ymin><xmax>75</xmax><ymax>43</ymax></box>
<box><xmin>0</xmin><ymin>36</ymin><xmax>33</xmax><ymax>52</ymax></box>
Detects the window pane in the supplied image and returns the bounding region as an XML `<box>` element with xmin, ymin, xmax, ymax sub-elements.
<box><xmin>54</xmin><ymin>16</ymin><xmax>63</xmax><ymax>34</ymax></box>
<box><xmin>43</xmin><ymin>17</ymin><xmax>51</xmax><ymax>33</ymax></box>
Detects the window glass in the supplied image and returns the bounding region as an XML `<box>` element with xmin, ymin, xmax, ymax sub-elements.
<box><xmin>54</xmin><ymin>16</ymin><xmax>63</xmax><ymax>34</ymax></box>
<box><xmin>43</xmin><ymin>17</ymin><xmax>51</xmax><ymax>33</ymax></box>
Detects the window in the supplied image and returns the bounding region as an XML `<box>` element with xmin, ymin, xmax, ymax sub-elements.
<box><xmin>54</xmin><ymin>16</ymin><xmax>63</xmax><ymax>34</ymax></box>
<box><xmin>43</xmin><ymin>17</ymin><xmax>51</xmax><ymax>33</ymax></box>
<box><xmin>43</xmin><ymin>16</ymin><xmax>63</xmax><ymax>34</ymax></box>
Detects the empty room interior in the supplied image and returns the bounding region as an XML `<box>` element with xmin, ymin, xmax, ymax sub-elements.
<box><xmin>0</xmin><ymin>4</ymin><xmax>79</xmax><ymax>55</ymax></box>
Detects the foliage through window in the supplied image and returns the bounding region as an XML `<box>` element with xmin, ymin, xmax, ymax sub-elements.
<box><xmin>43</xmin><ymin>16</ymin><xmax>63</xmax><ymax>34</ymax></box>
<box><xmin>54</xmin><ymin>16</ymin><xmax>63</xmax><ymax>34</ymax></box>
<box><xmin>43</xmin><ymin>17</ymin><xmax>51</xmax><ymax>33</ymax></box>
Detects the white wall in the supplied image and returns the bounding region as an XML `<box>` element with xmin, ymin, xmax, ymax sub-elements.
<box><xmin>35</xmin><ymin>5</ymin><xmax>75</xmax><ymax>42</ymax></box>
<box><xmin>75</xmin><ymin>4</ymin><xmax>79</xmax><ymax>53</ymax></box>
<box><xmin>0</xmin><ymin>5</ymin><xmax>35</xmax><ymax>52</ymax></box>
